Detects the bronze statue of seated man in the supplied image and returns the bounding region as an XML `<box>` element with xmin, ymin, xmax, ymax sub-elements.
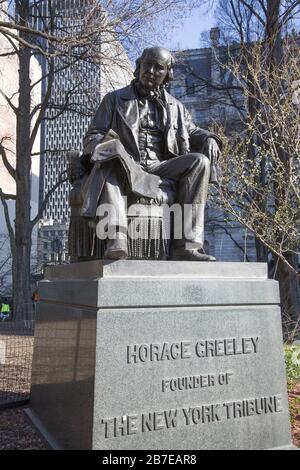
<box><xmin>80</xmin><ymin>46</ymin><xmax>222</xmax><ymax>261</ymax></box>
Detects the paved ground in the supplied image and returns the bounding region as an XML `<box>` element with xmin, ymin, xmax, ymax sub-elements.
<box><xmin>0</xmin><ymin>406</ymin><xmax>47</xmax><ymax>450</ymax></box>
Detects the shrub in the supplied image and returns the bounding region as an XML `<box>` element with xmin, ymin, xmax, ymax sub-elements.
<box><xmin>285</xmin><ymin>345</ymin><xmax>300</xmax><ymax>385</ymax></box>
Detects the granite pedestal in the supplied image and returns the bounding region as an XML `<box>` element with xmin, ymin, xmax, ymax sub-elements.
<box><xmin>26</xmin><ymin>261</ymin><xmax>294</xmax><ymax>450</ymax></box>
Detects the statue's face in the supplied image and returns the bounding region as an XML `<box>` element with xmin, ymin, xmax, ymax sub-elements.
<box><xmin>138</xmin><ymin>48</ymin><xmax>171</xmax><ymax>91</ymax></box>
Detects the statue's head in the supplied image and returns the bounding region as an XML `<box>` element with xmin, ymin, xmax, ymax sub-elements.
<box><xmin>134</xmin><ymin>47</ymin><xmax>174</xmax><ymax>91</ymax></box>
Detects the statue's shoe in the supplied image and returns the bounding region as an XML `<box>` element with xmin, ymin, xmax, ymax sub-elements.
<box><xmin>103</xmin><ymin>237</ymin><xmax>128</xmax><ymax>260</ymax></box>
<box><xmin>171</xmin><ymin>248</ymin><xmax>216</xmax><ymax>262</ymax></box>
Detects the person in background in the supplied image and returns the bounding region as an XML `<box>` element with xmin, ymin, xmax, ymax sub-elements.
<box><xmin>32</xmin><ymin>290</ymin><xmax>40</xmax><ymax>313</ymax></box>
<box><xmin>0</xmin><ymin>298</ymin><xmax>10</xmax><ymax>321</ymax></box>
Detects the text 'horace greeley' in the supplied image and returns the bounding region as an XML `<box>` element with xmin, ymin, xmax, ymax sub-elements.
<box><xmin>127</xmin><ymin>337</ymin><xmax>259</xmax><ymax>364</ymax></box>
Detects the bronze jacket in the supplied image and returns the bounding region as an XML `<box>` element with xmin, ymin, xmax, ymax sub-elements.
<box><xmin>82</xmin><ymin>83</ymin><xmax>222</xmax><ymax>183</ymax></box>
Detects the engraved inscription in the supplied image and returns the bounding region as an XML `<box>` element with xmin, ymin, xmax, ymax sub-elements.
<box><xmin>101</xmin><ymin>415</ymin><xmax>139</xmax><ymax>438</ymax></box>
<box><xmin>127</xmin><ymin>337</ymin><xmax>259</xmax><ymax>364</ymax></box>
<box><xmin>127</xmin><ymin>341</ymin><xmax>192</xmax><ymax>364</ymax></box>
<box><xmin>195</xmin><ymin>337</ymin><xmax>259</xmax><ymax>357</ymax></box>
<box><xmin>100</xmin><ymin>395</ymin><xmax>284</xmax><ymax>439</ymax></box>
<box><xmin>223</xmin><ymin>395</ymin><xmax>284</xmax><ymax>419</ymax></box>
<box><xmin>162</xmin><ymin>372</ymin><xmax>233</xmax><ymax>392</ymax></box>
<box><xmin>182</xmin><ymin>404</ymin><xmax>222</xmax><ymax>424</ymax></box>
<box><xmin>141</xmin><ymin>409</ymin><xmax>178</xmax><ymax>432</ymax></box>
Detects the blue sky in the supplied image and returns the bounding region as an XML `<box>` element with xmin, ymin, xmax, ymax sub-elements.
<box><xmin>165</xmin><ymin>4</ymin><xmax>216</xmax><ymax>50</ymax></box>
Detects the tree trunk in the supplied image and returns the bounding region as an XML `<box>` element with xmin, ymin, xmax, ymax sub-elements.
<box><xmin>255</xmin><ymin>237</ymin><xmax>268</xmax><ymax>262</ymax></box>
<box><xmin>247</xmin><ymin>63</ymin><xmax>269</xmax><ymax>266</ymax></box>
<box><xmin>266</xmin><ymin>0</ymin><xmax>282</xmax><ymax>69</ymax></box>
<box><xmin>275</xmin><ymin>254</ymin><xmax>300</xmax><ymax>325</ymax></box>
<box><xmin>13</xmin><ymin>1</ymin><xmax>33</xmax><ymax>320</ymax></box>
<box><xmin>12</xmin><ymin>241</ymin><xmax>32</xmax><ymax>321</ymax></box>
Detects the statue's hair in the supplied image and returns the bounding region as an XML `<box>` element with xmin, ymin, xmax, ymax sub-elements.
<box><xmin>134</xmin><ymin>48</ymin><xmax>174</xmax><ymax>86</ymax></box>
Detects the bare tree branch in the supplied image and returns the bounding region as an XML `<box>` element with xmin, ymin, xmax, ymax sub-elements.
<box><xmin>30</xmin><ymin>173</ymin><xmax>68</xmax><ymax>228</ymax></box>
<box><xmin>0</xmin><ymin>190</ymin><xmax>16</xmax><ymax>200</ymax></box>
<box><xmin>239</xmin><ymin>0</ymin><xmax>266</xmax><ymax>26</ymax></box>
<box><xmin>0</xmin><ymin>20</ymin><xmax>65</xmax><ymax>42</ymax></box>
<box><xmin>0</xmin><ymin>189</ymin><xmax>15</xmax><ymax>256</ymax></box>
<box><xmin>29</xmin><ymin>56</ymin><xmax>54</xmax><ymax>150</ymax></box>
<box><xmin>0</xmin><ymin>50</ymin><xmax>17</xmax><ymax>57</ymax></box>
<box><xmin>0</xmin><ymin>27</ymin><xmax>54</xmax><ymax>55</ymax></box>
<box><xmin>0</xmin><ymin>89</ymin><xmax>18</xmax><ymax>114</ymax></box>
<box><xmin>280</xmin><ymin>0</ymin><xmax>300</xmax><ymax>24</ymax></box>
<box><xmin>0</xmin><ymin>140</ymin><xmax>16</xmax><ymax>180</ymax></box>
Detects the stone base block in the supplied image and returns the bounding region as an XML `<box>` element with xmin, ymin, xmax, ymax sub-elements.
<box><xmin>27</xmin><ymin>261</ymin><xmax>294</xmax><ymax>450</ymax></box>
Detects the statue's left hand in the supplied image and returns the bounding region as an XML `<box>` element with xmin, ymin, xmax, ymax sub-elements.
<box><xmin>202</xmin><ymin>138</ymin><xmax>221</xmax><ymax>162</ymax></box>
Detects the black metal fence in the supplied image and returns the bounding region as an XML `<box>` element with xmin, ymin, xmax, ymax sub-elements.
<box><xmin>0</xmin><ymin>303</ymin><xmax>35</xmax><ymax>409</ymax></box>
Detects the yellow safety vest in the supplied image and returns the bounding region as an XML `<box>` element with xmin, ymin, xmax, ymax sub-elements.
<box><xmin>1</xmin><ymin>303</ymin><xmax>10</xmax><ymax>314</ymax></box>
